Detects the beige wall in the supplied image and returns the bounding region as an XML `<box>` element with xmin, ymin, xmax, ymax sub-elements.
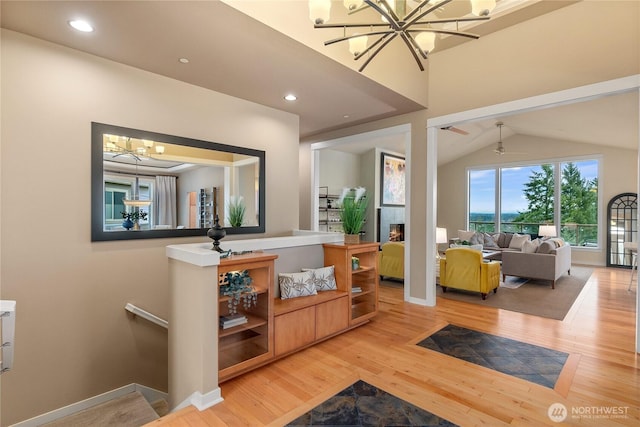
<box><xmin>438</xmin><ymin>134</ymin><xmax>638</xmax><ymax>266</ymax></box>
<box><xmin>0</xmin><ymin>30</ymin><xmax>299</xmax><ymax>425</ymax></box>
<box><xmin>427</xmin><ymin>0</ymin><xmax>640</xmax><ymax>117</ymax></box>
<box><xmin>318</xmin><ymin>149</ymin><xmax>361</xmax><ymax>195</ymax></box>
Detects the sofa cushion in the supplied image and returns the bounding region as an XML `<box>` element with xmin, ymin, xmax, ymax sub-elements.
<box><xmin>499</xmin><ymin>233</ymin><xmax>514</xmax><ymax>248</ymax></box>
<box><xmin>481</xmin><ymin>233</ymin><xmax>498</xmax><ymax>248</ymax></box>
<box><xmin>469</xmin><ymin>233</ymin><xmax>484</xmax><ymax>245</ymax></box>
<box><xmin>509</xmin><ymin>233</ymin><xmax>531</xmax><ymax>249</ymax></box>
<box><xmin>458</xmin><ymin>229</ymin><xmax>476</xmax><ymax>242</ymax></box>
<box><xmin>537</xmin><ymin>241</ymin><xmax>555</xmax><ymax>254</ymax></box>
<box><xmin>522</xmin><ymin>239</ymin><xmax>540</xmax><ymax>253</ymax></box>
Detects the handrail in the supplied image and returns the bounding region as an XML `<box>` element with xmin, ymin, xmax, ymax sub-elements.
<box><xmin>125</xmin><ymin>303</ymin><xmax>168</xmax><ymax>329</ymax></box>
<box><xmin>1</xmin><ymin>300</ymin><xmax>17</xmax><ymax>374</ymax></box>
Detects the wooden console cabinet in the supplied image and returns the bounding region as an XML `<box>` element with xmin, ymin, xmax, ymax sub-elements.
<box><xmin>217</xmin><ymin>244</ymin><xmax>379</xmax><ymax>382</ymax></box>
<box><xmin>323</xmin><ymin>242</ymin><xmax>380</xmax><ymax>325</ymax></box>
<box><xmin>273</xmin><ymin>290</ymin><xmax>349</xmax><ymax>356</ymax></box>
<box><xmin>217</xmin><ymin>252</ymin><xmax>277</xmax><ymax>382</ymax></box>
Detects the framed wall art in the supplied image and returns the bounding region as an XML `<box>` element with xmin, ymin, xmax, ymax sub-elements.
<box><xmin>380</xmin><ymin>153</ymin><xmax>405</xmax><ymax>206</ymax></box>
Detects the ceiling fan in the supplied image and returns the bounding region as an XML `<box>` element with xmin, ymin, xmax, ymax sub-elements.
<box><xmin>494</xmin><ymin>121</ymin><xmax>506</xmax><ymax>155</ymax></box>
<box><xmin>441</xmin><ymin>125</ymin><xmax>469</xmax><ymax>135</ymax></box>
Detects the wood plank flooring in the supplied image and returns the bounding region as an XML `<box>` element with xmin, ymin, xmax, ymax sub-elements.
<box><xmin>148</xmin><ymin>267</ymin><xmax>639</xmax><ymax>426</ymax></box>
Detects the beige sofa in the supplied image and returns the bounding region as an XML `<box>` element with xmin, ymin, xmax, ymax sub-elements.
<box><xmin>501</xmin><ymin>244</ymin><xmax>571</xmax><ymax>289</ymax></box>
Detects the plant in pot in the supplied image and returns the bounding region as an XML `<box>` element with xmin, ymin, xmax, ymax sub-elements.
<box><xmin>121</xmin><ymin>210</ymin><xmax>148</xmax><ymax>230</ymax></box>
<box><xmin>338</xmin><ymin>187</ymin><xmax>367</xmax><ymax>244</ymax></box>
<box><xmin>227</xmin><ymin>196</ymin><xmax>246</xmax><ymax>227</ymax></box>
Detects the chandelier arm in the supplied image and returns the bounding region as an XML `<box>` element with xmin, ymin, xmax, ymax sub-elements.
<box><xmin>412</xmin><ymin>16</ymin><xmax>491</xmax><ymax>25</ymax></box>
<box><xmin>324</xmin><ymin>30</ymin><xmax>394</xmax><ymax>47</ymax></box>
<box><xmin>404</xmin><ymin>0</ymin><xmax>456</xmax><ymax>28</ymax></box>
<box><xmin>400</xmin><ymin>32</ymin><xmax>427</xmax><ymax>65</ymax></box>
<box><xmin>404</xmin><ymin>0</ymin><xmax>451</xmax><ymax>22</ymax></box>
<box><xmin>358</xmin><ymin>33</ymin><xmax>399</xmax><ymax>72</ymax></box>
<box><xmin>112</xmin><ymin>152</ymin><xmax>142</xmax><ymax>162</ymax></box>
<box><xmin>315</xmin><ymin>22</ymin><xmax>392</xmax><ymax>29</ymax></box>
<box><xmin>406</xmin><ymin>29</ymin><xmax>480</xmax><ymax>40</ymax></box>
<box><xmin>377</xmin><ymin>0</ymin><xmax>400</xmax><ymax>22</ymax></box>
<box><xmin>354</xmin><ymin>32</ymin><xmax>393</xmax><ymax>60</ymax></box>
<box><xmin>364</xmin><ymin>0</ymin><xmax>401</xmax><ymax>31</ymax></box>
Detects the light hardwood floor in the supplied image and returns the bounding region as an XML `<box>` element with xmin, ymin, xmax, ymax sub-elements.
<box><xmin>150</xmin><ymin>267</ymin><xmax>639</xmax><ymax>426</ymax></box>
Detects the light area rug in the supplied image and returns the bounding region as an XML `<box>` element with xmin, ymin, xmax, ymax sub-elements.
<box><xmin>437</xmin><ymin>266</ymin><xmax>593</xmax><ymax>320</ymax></box>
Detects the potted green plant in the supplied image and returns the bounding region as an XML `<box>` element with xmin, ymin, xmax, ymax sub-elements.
<box><xmin>339</xmin><ymin>187</ymin><xmax>367</xmax><ymax>244</ymax></box>
<box><xmin>227</xmin><ymin>196</ymin><xmax>246</xmax><ymax>227</ymax></box>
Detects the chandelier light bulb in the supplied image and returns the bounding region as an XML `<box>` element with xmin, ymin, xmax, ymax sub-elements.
<box><xmin>415</xmin><ymin>31</ymin><xmax>436</xmax><ymax>54</ymax></box>
<box><xmin>343</xmin><ymin>0</ymin><xmax>364</xmax><ymax>11</ymax></box>
<box><xmin>142</xmin><ymin>139</ymin><xmax>154</xmax><ymax>148</ymax></box>
<box><xmin>471</xmin><ymin>0</ymin><xmax>496</xmax><ymax>17</ymax></box>
<box><xmin>309</xmin><ymin>0</ymin><xmax>331</xmax><ymax>25</ymax></box>
<box><xmin>155</xmin><ymin>145</ymin><xmax>165</xmax><ymax>154</ymax></box>
<box><xmin>348</xmin><ymin>34</ymin><xmax>369</xmax><ymax>56</ymax></box>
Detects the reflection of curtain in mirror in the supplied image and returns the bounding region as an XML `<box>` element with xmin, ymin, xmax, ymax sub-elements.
<box><xmin>154</xmin><ymin>176</ymin><xmax>177</xmax><ymax>228</ymax></box>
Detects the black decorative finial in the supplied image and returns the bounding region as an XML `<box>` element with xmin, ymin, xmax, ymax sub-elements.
<box><xmin>207</xmin><ymin>215</ymin><xmax>226</xmax><ymax>252</ymax></box>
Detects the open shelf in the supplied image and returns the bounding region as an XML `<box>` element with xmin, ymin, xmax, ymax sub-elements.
<box><xmin>219</xmin><ymin>314</ymin><xmax>268</xmax><ymax>338</ymax></box>
<box><xmin>217</xmin><ymin>252</ymin><xmax>277</xmax><ymax>381</ymax></box>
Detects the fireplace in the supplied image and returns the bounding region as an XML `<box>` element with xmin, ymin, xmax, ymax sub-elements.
<box><xmin>377</xmin><ymin>207</ymin><xmax>405</xmax><ymax>244</ymax></box>
<box><xmin>389</xmin><ymin>224</ymin><xmax>405</xmax><ymax>242</ymax></box>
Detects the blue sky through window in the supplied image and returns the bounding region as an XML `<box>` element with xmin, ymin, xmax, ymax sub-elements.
<box><xmin>469</xmin><ymin>160</ymin><xmax>598</xmax><ymax>215</ymax></box>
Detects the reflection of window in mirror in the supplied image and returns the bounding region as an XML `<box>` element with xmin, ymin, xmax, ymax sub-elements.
<box><xmin>92</xmin><ymin>122</ymin><xmax>265</xmax><ymax>241</ymax></box>
<box><xmin>103</xmin><ymin>174</ymin><xmax>154</xmax><ymax>230</ymax></box>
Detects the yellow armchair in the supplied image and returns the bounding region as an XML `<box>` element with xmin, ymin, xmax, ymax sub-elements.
<box><xmin>378</xmin><ymin>242</ymin><xmax>404</xmax><ymax>280</ymax></box>
<box><xmin>439</xmin><ymin>247</ymin><xmax>500</xmax><ymax>299</ymax></box>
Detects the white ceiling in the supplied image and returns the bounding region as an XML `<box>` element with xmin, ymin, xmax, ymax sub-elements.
<box><xmin>2</xmin><ymin>1</ymin><xmax>637</xmax><ymax>163</ymax></box>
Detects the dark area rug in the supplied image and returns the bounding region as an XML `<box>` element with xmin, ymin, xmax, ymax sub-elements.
<box><xmin>286</xmin><ymin>380</ymin><xmax>457</xmax><ymax>426</ymax></box>
<box><xmin>438</xmin><ymin>266</ymin><xmax>593</xmax><ymax>320</ymax></box>
<box><xmin>417</xmin><ymin>324</ymin><xmax>568</xmax><ymax>389</ymax></box>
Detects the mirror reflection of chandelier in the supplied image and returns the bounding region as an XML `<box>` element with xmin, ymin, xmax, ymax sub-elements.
<box><xmin>103</xmin><ymin>135</ymin><xmax>157</xmax><ymax>207</ymax></box>
<box><xmin>309</xmin><ymin>0</ymin><xmax>496</xmax><ymax>71</ymax></box>
<box><xmin>103</xmin><ymin>134</ymin><xmax>165</xmax><ymax>161</ymax></box>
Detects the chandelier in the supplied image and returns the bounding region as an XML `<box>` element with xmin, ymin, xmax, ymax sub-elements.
<box><xmin>103</xmin><ymin>135</ymin><xmax>164</xmax><ymax>207</ymax></box>
<box><xmin>309</xmin><ymin>0</ymin><xmax>496</xmax><ymax>71</ymax></box>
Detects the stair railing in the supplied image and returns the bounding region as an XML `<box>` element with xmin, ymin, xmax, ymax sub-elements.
<box><xmin>125</xmin><ymin>303</ymin><xmax>168</xmax><ymax>329</ymax></box>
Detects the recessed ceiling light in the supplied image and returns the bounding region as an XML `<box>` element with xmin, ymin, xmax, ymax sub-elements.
<box><xmin>68</xmin><ymin>20</ymin><xmax>94</xmax><ymax>33</ymax></box>
<box><xmin>284</xmin><ymin>94</ymin><xmax>297</xmax><ymax>101</ymax></box>
<box><xmin>179</xmin><ymin>58</ymin><xmax>189</xmax><ymax>64</ymax></box>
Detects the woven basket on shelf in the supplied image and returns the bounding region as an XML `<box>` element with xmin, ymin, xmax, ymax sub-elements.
<box><xmin>344</xmin><ymin>234</ymin><xmax>360</xmax><ymax>245</ymax></box>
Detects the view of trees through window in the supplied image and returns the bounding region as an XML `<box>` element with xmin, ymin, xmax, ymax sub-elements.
<box><xmin>468</xmin><ymin>159</ymin><xmax>599</xmax><ymax>247</ymax></box>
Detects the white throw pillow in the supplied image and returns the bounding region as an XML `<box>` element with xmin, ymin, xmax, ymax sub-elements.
<box><xmin>522</xmin><ymin>239</ymin><xmax>540</xmax><ymax>253</ymax></box>
<box><xmin>279</xmin><ymin>270</ymin><xmax>318</xmax><ymax>300</ymax></box>
<box><xmin>509</xmin><ymin>233</ymin><xmax>531</xmax><ymax>249</ymax></box>
<box><xmin>458</xmin><ymin>230</ymin><xmax>476</xmax><ymax>241</ymax></box>
<box><xmin>301</xmin><ymin>265</ymin><xmax>338</xmax><ymax>291</ymax></box>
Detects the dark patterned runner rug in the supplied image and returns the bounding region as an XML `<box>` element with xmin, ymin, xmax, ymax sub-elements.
<box><xmin>417</xmin><ymin>324</ymin><xmax>568</xmax><ymax>388</ymax></box>
<box><xmin>286</xmin><ymin>380</ymin><xmax>457</xmax><ymax>426</ymax></box>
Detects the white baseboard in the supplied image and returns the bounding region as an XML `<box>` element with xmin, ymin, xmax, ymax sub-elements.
<box><xmin>10</xmin><ymin>383</ymin><xmax>168</xmax><ymax>427</ymax></box>
<box><xmin>173</xmin><ymin>388</ymin><xmax>224</xmax><ymax>412</ymax></box>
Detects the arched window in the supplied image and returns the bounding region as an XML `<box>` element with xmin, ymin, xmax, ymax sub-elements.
<box><xmin>607</xmin><ymin>193</ymin><xmax>637</xmax><ymax>268</ymax></box>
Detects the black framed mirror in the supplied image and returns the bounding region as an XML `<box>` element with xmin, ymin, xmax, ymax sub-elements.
<box><xmin>91</xmin><ymin>122</ymin><xmax>265</xmax><ymax>241</ymax></box>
